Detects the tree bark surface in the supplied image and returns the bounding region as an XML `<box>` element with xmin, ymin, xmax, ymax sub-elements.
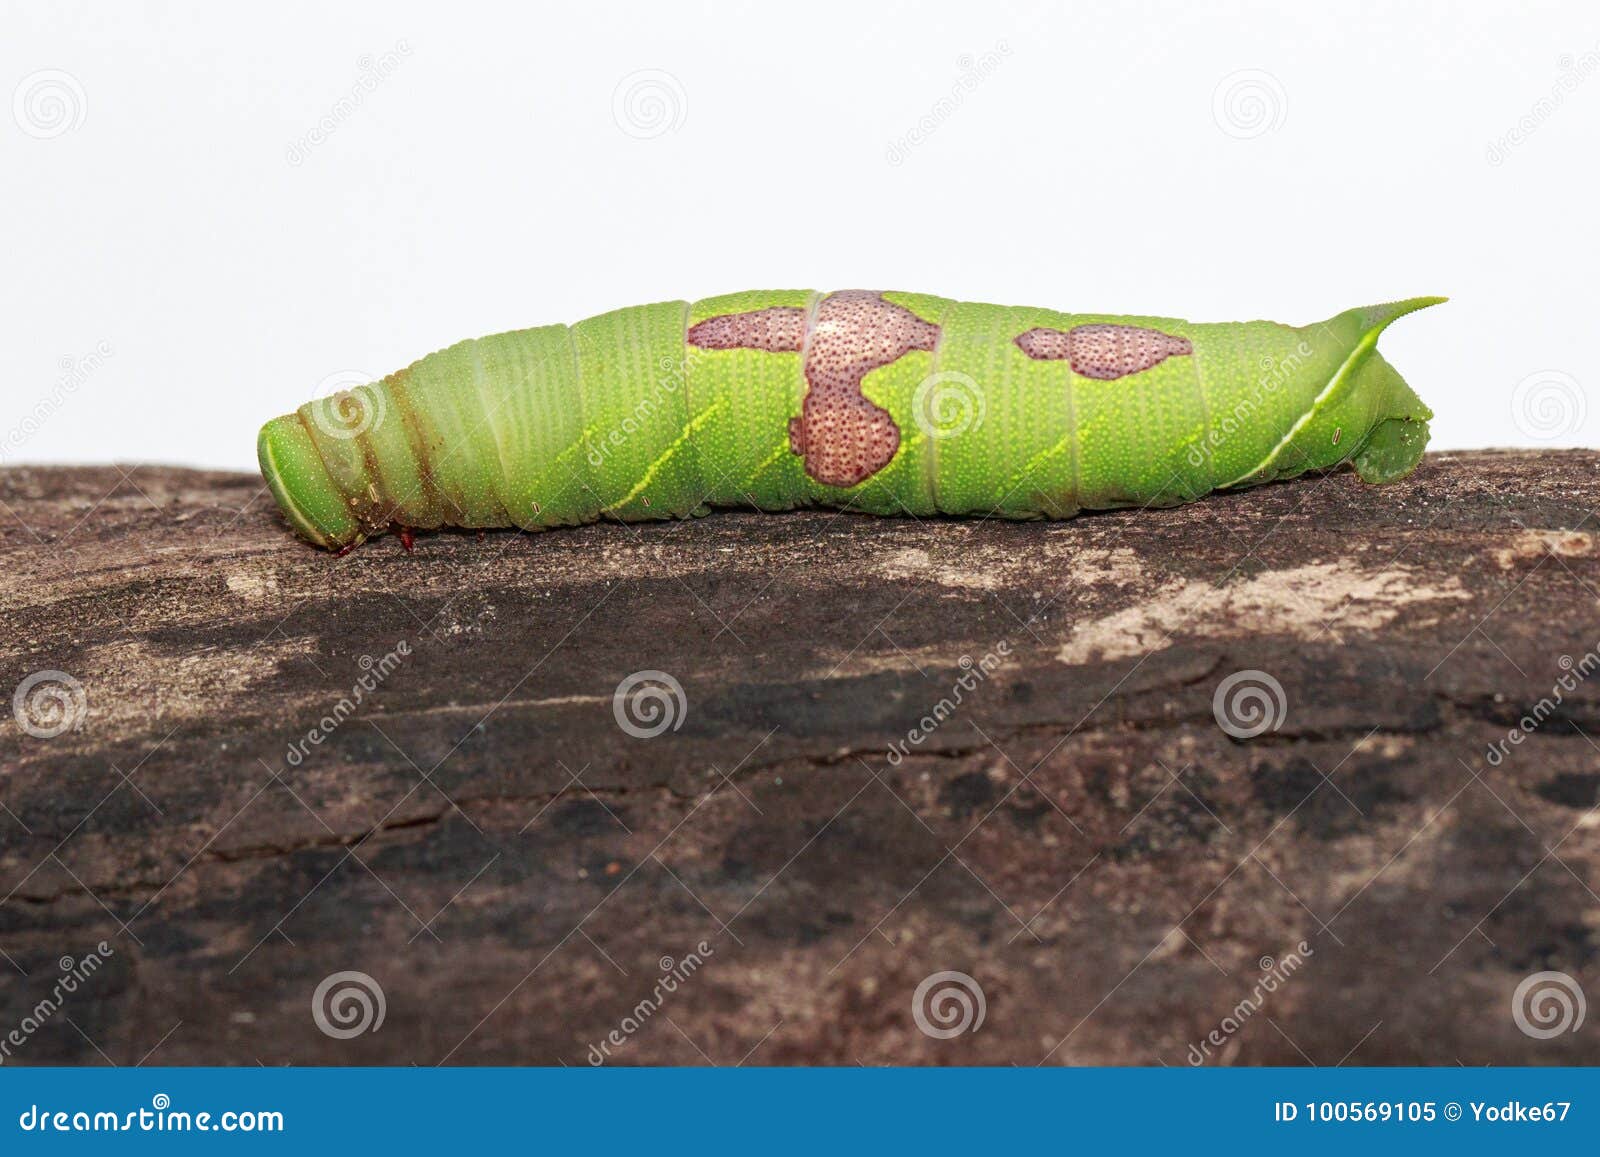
<box><xmin>1</xmin><ymin>452</ymin><xmax>1597</xmax><ymax>1065</ymax></box>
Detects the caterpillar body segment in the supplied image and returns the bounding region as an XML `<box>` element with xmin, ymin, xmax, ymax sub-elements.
<box><xmin>257</xmin><ymin>291</ymin><xmax>1444</xmax><ymax>551</ymax></box>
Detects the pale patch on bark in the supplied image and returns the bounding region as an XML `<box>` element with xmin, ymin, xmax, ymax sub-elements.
<box><xmin>1058</xmin><ymin>546</ymin><xmax>1150</xmax><ymax>589</ymax></box>
<box><xmin>226</xmin><ymin>571</ymin><xmax>280</xmax><ymax>601</ymax></box>
<box><xmin>1056</xmin><ymin>561</ymin><xmax>1473</xmax><ymax>665</ymax></box>
<box><xmin>878</xmin><ymin>547</ymin><xmax>1004</xmax><ymax>591</ymax></box>
<box><xmin>76</xmin><ymin>636</ymin><xmax>311</xmax><ymax>729</ymax></box>
<box><xmin>1493</xmin><ymin>528</ymin><xmax>1593</xmax><ymax>570</ymax></box>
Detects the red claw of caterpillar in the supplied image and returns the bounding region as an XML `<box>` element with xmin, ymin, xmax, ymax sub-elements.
<box><xmin>397</xmin><ymin>526</ymin><xmax>415</xmax><ymax>553</ymax></box>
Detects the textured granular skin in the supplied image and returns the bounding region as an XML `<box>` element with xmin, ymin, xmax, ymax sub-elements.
<box><xmin>262</xmin><ymin>292</ymin><xmax>1441</xmax><ymax>551</ymax></box>
<box><xmin>688</xmin><ymin>297</ymin><xmax>1197</xmax><ymax>486</ymax></box>
<box><xmin>1015</xmin><ymin>323</ymin><xmax>1194</xmax><ymax>380</ymax></box>
<box><xmin>794</xmin><ymin>291</ymin><xmax>941</xmax><ymax>487</ymax></box>
<box><xmin>685</xmin><ymin>307</ymin><xmax>808</xmax><ymax>354</ymax></box>
<box><xmin>690</xmin><ymin>290</ymin><xmax>942</xmax><ymax>487</ymax></box>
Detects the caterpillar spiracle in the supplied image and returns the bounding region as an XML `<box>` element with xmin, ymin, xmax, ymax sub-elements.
<box><xmin>257</xmin><ymin>290</ymin><xmax>1444</xmax><ymax>551</ymax></box>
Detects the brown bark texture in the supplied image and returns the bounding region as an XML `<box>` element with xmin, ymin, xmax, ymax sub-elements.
<box><xmin>1</xmin><ymin>452</ymin><xmax>1597</xmax><ymax>1065</ymax></box>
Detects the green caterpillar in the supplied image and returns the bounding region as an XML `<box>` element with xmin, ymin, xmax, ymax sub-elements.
<box><xmin>257</xmin><ymin>290</ymin><xmax>1443</xmax><ymax>552</ymax></box>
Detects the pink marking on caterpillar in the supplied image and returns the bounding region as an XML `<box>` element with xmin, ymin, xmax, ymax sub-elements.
<box><xmin>688</xmin><ymin>291</ymin><xmax>942</xmax><ymax>488</ymax></box>
<box><xmin>685</xmin><ymin>307</ymin><xmax>808</xmax><ymax>353</ymax></box>
<box><xmin>1015</xmin><ymin>323</ymin><xmax>1192</xmax><ymax>380</ymax></box>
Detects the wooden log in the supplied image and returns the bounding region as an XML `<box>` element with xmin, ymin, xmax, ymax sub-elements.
<box><xmin>1</xmin><ymin>451</ymin><xmax>1597</xmax><ymax>1065</ymax></box>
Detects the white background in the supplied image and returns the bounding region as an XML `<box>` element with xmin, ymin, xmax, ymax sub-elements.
<box><xmin>3</xmin><ymin>0</ymin><xmax>1597</xmax><ymax>471</ymax></box>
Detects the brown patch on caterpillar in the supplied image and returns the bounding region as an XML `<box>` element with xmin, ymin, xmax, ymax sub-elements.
<box><xmin>690</xmin><ymin>291</ymin><xmax>941</xmax><ymax>488</ymax></box>
<box><xmin>352</xmin><ymin>407</ymin><xmax>396</xmax><ymax>531</ymax></box>
<box><xmin>687</xmin><ymin>307</ymin><xmax>807</xmax><ymax>352</ymax></box>
<box><xmin>1015</xmin><ymin>323</ymin><xmax>1192</xmax><ymax>380</ymax></box>
<box><xmin>296</xmin><ymin>409</ymin><xmax>386</xmax><ymax>533</ymax></box>
<box><xmin>383</xmin><ymin>367</ymin><xmax>447</xmax><ymax>524</ymax></box>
